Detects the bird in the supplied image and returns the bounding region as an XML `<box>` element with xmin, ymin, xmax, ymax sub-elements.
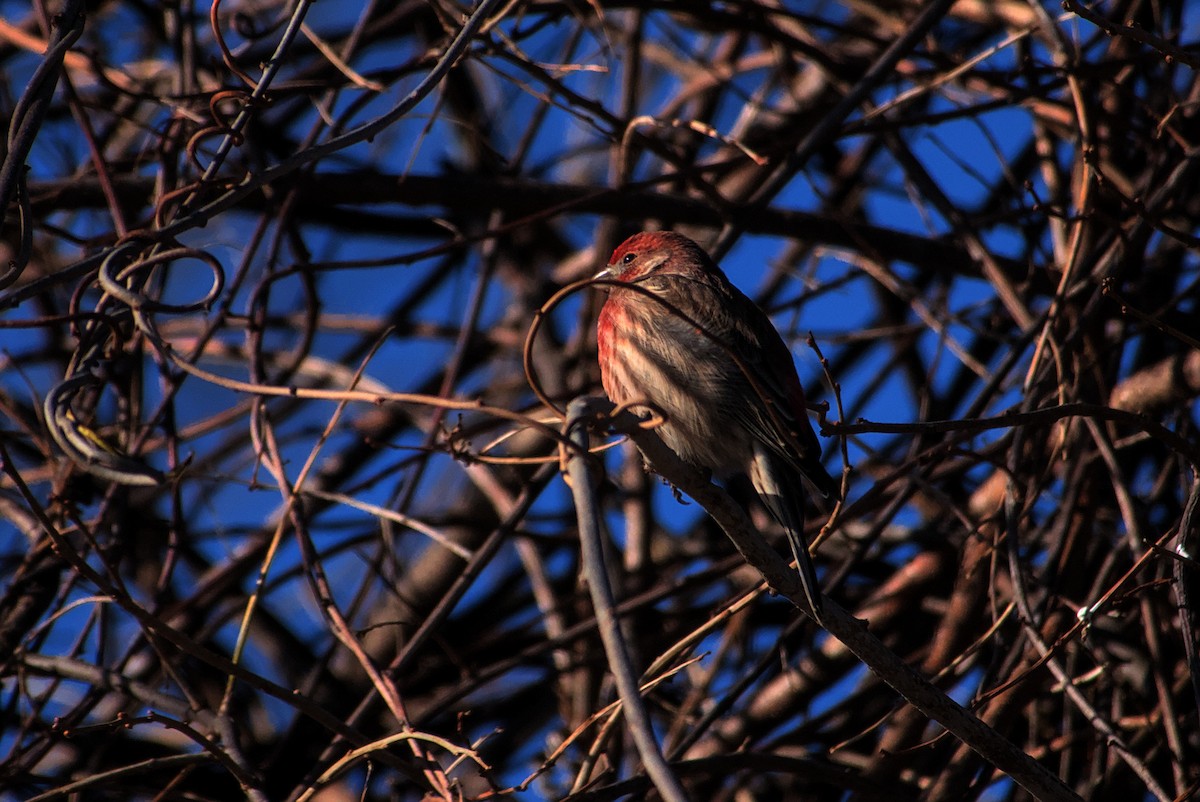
<box><xmin>595</xmin><ymin>230</ymin><xmax>840</xmax><ymax>615</ymax></box>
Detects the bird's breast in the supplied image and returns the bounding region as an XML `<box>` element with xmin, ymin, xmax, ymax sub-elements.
<box><xmin>597</xmin><ymin>298</ymin><xmax>751</xmax><ymax>473</ymax></box>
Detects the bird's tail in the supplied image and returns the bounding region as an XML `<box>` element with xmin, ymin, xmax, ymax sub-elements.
<box><xmin>749</xmin><ymin>444</ymin><xmax>823</xmax><ymax>616</ymax></box>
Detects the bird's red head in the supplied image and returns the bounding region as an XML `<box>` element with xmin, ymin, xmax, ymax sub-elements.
<box><xmin>605</xmin><ymin>231</ymin><xmax>712</xmax><ymax>282</ymax></box>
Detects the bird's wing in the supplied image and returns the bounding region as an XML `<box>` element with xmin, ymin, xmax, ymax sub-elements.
<box><xmin>634</xmin><ymin>269</ymin><xmax>840</xmax><ymax>500</ymax></box>
<box><xmin>718</xmin><ymin>287</ymin><xmax>841</xmax><ymax>501</ymax></box>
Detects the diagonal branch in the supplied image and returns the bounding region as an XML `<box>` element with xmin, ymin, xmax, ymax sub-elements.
<box><xmin>578</xmin><ymin>396</ymin><xmax>1083</xmax><ymax>802</ymax></box>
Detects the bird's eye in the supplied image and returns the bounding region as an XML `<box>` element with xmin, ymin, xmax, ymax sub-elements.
<box><xmin>622</xmin><ymin>253</ymin><xmax>637</xmax><ymax>265</ymax></box>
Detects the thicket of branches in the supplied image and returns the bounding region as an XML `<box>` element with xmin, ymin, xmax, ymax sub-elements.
<box><xmin>2</xmin><ymin>1</ymin><xmax>1198</xmax><ymax>800</ymax></box>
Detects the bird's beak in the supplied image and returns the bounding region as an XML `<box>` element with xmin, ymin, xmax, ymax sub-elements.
<box><xmin>593</xmin><ymin>264</ymin><xmax>617</xmax><ymax>281</ymax></box>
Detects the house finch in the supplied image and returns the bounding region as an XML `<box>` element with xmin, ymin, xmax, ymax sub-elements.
<box><xmin>596</xmin><ymin>231</ymin><xmax>840</xmax><ymax>614</ymax></box>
